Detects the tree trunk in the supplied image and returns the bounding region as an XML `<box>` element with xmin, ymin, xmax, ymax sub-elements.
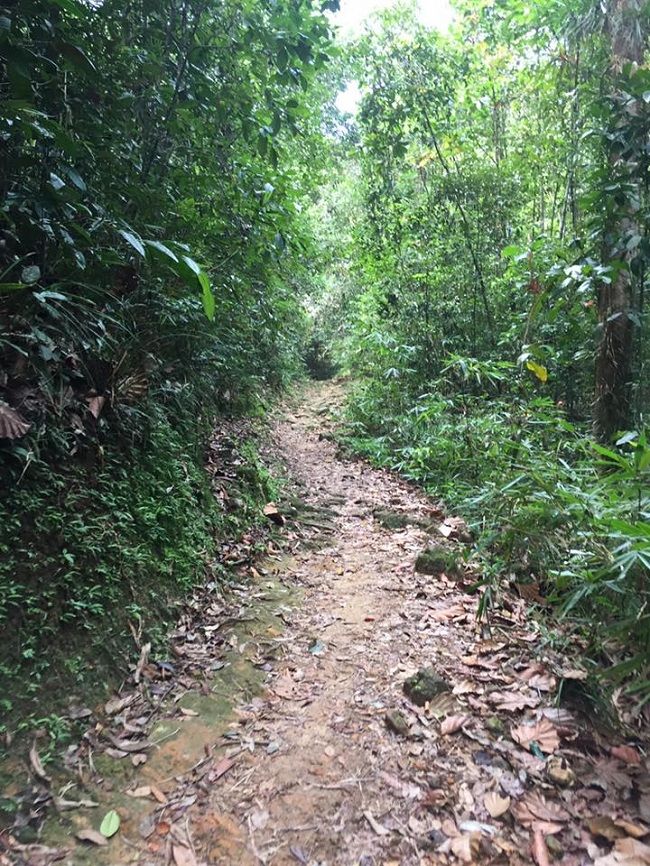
<box><xmin>593</xmin><ymin>0</ymin><xmax>644</xmax><ymax>441</ymax></box>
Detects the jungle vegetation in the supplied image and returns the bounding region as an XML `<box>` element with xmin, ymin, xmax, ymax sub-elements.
<box><xmin>0</xmin><ymin>0</ymin><xmax>648</xmax><ymax>724</ymax></box>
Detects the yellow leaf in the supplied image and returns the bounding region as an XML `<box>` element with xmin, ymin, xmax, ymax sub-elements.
<box><xmin>526</xmin><ymin>360</ymin><xmax>548</xmax><ymax>383</ymax></box>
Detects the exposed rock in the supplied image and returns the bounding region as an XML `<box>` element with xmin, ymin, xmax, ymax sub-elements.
<box><xmin>403</xmin><ymin>668</ymin><xmax>450</xmax><ymax>707</ymax></box>
<box><xmin>373</xmin><ymin>509</ymin><xmax>421</xmax><ymax>530</ymax></box>
<box><xmin>384</xmin><ymin>710</ymin><xmax>410</xmax><ymax>736</ymax></box>
<box><xmin>415</xmin><ymin>546</ymin><xmax>461</xmax><ymax>577</ymax></box>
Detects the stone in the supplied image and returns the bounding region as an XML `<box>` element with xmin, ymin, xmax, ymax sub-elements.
<box><xmin>415</xmin><ymin>547</ymin><xmax>461</xmax><ymax>577</ymax></box>
<box><xmin>384</xmin><ymin>710</ymin><xmax>410</xmax><ymax>736</ymax></box>
<box><xmin>403</xmin><ymin>668</ymin><xmax>450</xmax><ymax>707</ymax></box>
<box><xmin>373</xmin><ymin>509</ymin><xmax>419</xmax><ymax>530</ymax></box>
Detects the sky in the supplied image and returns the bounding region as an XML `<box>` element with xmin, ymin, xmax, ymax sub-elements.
<box><xmin>331</xmin><ymin>0</ymin><xmax>454</xmax><ymax>114</ymax></box>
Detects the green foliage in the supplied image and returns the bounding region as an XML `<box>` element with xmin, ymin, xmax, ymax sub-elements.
<box><xmin>306</xmin><ymin>1</ymin><xmax>649</xmax><ymax>694</ymax></box>
<box><xmin>0</xmin><ymin>0</ymin><xmax>339</xmax><ymax>719</ymax></box>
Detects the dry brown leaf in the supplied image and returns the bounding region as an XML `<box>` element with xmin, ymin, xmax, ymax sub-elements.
<box><xmin>438</xmin><ymin>516</ymin><xmax>470</xmax><ymax>541</ymax></box>
<box><xmin>131</xmin><ymin>753</ymin><xmax>147</xmax><ymax>767</ymax></box>
<box><xmin>107</xmin><ymin>734</ymin><xmax>152</xmax><ymax>754</ymax></box>
<box><xmin>595</xmin><ymin>837</ymin><xmax>650</xmax><ymax>866</ymax></box>
<box><xmin>29</xmin><ymin>742</ymin><xmax>51</xmax><ymax>783</ymax></box>
<box><xmin>76</xmin><ymin>828</ymin><xmax>108</xmax><ymax>847</ymax></box>
<box><xmin>512</xmin><ymin>791</ymin><xmax>569</xmax><ymax>835</ymax></box>
<box><xmin>519</xmin><ymin>664</ymin><xmax>556</xmax><ymax>692</ymax></box>
<box><xmin>210</xmin><ymin>756</ymin><xmax>234</xmax><ymax>781</ymax></box>
<box><xmin>485</xmin><ymin>792</ymin><xmax>511</xmax><ymax>818</ymax></box>
<box><xmin>104</xmin><ymin>694</ymin><xmax>134</xmax><ymax>716</ymax></box>
<box><xmin>489</xmin><ymin>690</ymin><xmax>540</xmax><ymax>711</ymax></box>
<box><xmin>616</xmin><ymin>820</ymin><xmax>650</xmax><ymax>839</ymax></box>
<box><xmin>511</xmin><ymin>718</ymin><xmax>560</xmax><ymax>754</ymax></box>
<box><xmin>364</xmin><ymin>810</ymin><xmax>389</xmax><ymax>836</ymax></box>
<box><xmin>126</xmin><ymin>786</ymin><xmax>151</xmax><ymax>799</ymax></box>
<box><xmin>172</xmin><ymin>844</ymin><xmax>197</xmax><ymax>866</ymax></box>
<box><xmin>87</xmin><ymin>395</ymin><xmax>106</xmax><ymax>419</ymax></box>
<box><xmin>450</xmin><ymin>833</ymin><xmax>481</xmax><ymax>863</ymax></box>
<box><xmin>150</xmin><ymin>785</ymin><xmax>167</xmax><ymax>804</ymax></box>
<box><xmin>430</xmin><ymin>604</ymin><xmax>467</xmax><ymax>622</ymax></box>
<box><xmin>263</xmin><ymin>502</ymin><xmax>285</xmax><ymax>525</ymax></box>
<box><xmin>441</xmin><ymin>714</ymin><xmax>470</xmax><ymax>735</ymax></box>
<box><xmin>0</xmin><ymin>401</ymin><xmax>30</xmax><ymax>439</ymax></box>
<box><xmin>453</xmin><ymin>679</ymin><xmax>478</xmax><ymax>695</ymax></box>
<box><xmin>531</xmin><ymin>829</ymin><xmax>551</xmax><ymax>866</ymax></box>
<box><xmin>611</xmin><ymin>745</ymin><xmax>642</xmax><ymax>765</ymax></box>
<box><xmin>180</xmin><ymin>708</ymin><xmax>199</xmax><ymax>717</ymax></box>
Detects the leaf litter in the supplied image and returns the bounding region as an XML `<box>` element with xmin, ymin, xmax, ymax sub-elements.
<box><xmin>4</xmin><ymin>381</ymin><xmax>650</xmax><ymax>866</ymax></box>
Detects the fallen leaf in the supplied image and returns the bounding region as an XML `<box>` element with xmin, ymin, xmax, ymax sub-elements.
<box><xmin>0</xmin><ymin>401</ymin><xmax>31</xmax><ymax>439</ymax></box>
<box><xmin>134</xmin><ymin>641</ymin><xmax>151</xmax><ymax>684</ymax></box>
<box><xmin>105</xmin><ymin>694</ymin><xmax>135</xmax><ymax>716</ymax></box>
<box><xmin>87</xmin><ymin>395</ymin><xmax>106</xmax><ymax>419</ymax></box>
<box><xmin>210</xmin><ymin>756</ymin><xmax>234</xmax><ymax>781</ymax></box>
<box><xmin>438</xmin><ymin>516</ymin><xmax>470</xmax><ymax>541</ymax></box>
<box><xmin>441</xmin><ymin>714</ymin><xmax>470</xmax><ymax>735</ymax></box>
<box><xmin>595</xmin><ymin>837</ymin><xmax>650</xmax><ymax>866</ymax></box>
<box><xmin>589</xmin><ymin>816</ymin><xmax>627</xmax><ymax>842</ymax></box>
<box><xmin>485</xmin><ymin>792</ymin><xmax>511</xmax><ymax>818</ymax></box>
<box><xmin>490</xmin><ymin>690</ymin><xmax>540</xmax><ymax>711</ymax></box>
<box><xmin>511</xmin><ymin>718</ymin><xmax>560</xmax><ymax>754</ymax></box>
<box><xmin>172</xmin><ymin>844</ymin><xmax>198</xmax><ymax>866</ymax></box>
<box><xmin>611</xmin><ymin>745</ymin><xmax>642</xmax><ymax>765</ymax></box>
<box><xmin>531</xmin><ymin>829</ymin><xmax>551</xmax><ymax>866</ymax></box>
<box><xmin>263</xmin><ymin>502</ymin><xmax>285</xmax><ymax>525</ymax></box>
<box><xmin>180</xmin><ymin>708</ymin><xmax>199</xmax><ymax>717</ymax></box>
<box><xmin>132</xmin><ymin>753</ymin><xmax>147</xmax><ymax>767</ymax></box>
<box><xmin>29</xmin><ymin>742</ymin><xmax>51</xmax><ymax>783</ymax></box>
<box><xmin>126</xmin><ymin>786</ymin><xmax>151</xmax><ymax>799</ymax></box>
<box><xmin>150</xmin><ymin>785</ymin><xmax>167</xmax><ymax>804</ymax></box>
<box><xmin>107</xmin><ymin>734</ymin><xmax>152</xmax><ymax>753</ymax></box>
<box><xmin>512</xmin><ymin>792</ymin><xmax>569</xmax><ymax>835</ymax></box>
<box><xmin>100</xmin><ymin>810</ymin><xmax>120</xmax><ymax>838</ymax></box>
<box><xmin>364</xmin><ymin>810</ymin><xmax>389</xmax><ymax>836</ymax></box>
<box><xmin>450</xmin><ymin>833</ymin><xmax>481</xmax><ymax>863</ymax></box>
<box><xmin>519</xmin><ymin>664</ymin><xmax>556</xmax><ymax>692</ymax></box>
<box><xmin>76</xmin><ymin>828</ymin><xmax>108</xmax><ymax>847</ymax></box>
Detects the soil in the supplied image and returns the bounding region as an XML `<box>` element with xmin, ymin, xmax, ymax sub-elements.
<box><xmin>4</xmin><ymin>381</ymin><xmax>650</xmax><ymax>866</ymax></box>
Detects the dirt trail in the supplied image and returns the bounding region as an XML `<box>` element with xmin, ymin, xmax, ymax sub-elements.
<box><xmin>137</xmin><ymin>381</ymin><xmax>649</xmax><ymax>866</ymax></box>
<box><xmin>9</xmin><ymin>381</ymin><xmax>649</xmax><ymax>866</ymax></box>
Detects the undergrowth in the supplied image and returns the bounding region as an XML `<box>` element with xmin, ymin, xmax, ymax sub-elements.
<box><xmin>0</xmin><ymin>400</ymin><xmax>276</xmax><ymax>733</ymax></box>
<box><xmin>342</xmin><ymin>367</ymin><xmax>650</xmax><ymax>700</ymax></box>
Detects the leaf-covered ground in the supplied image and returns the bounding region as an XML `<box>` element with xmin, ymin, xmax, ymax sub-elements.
<box><xmin>3</xmin><ymin>382</ymin><xmax>650</xmax><ymax>866</ymax></box>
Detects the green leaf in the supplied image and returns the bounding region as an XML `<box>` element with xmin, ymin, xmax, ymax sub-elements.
<box><xmin>99</xmin><ymin>810</ymin><xmax>120</xmax><ymax>838</ymax></box>
<box><xmin>501</xmin><ymin>245</ymin><xmax>521</xmax><ymax>258</ymax></box>
<box><xmin>58</xmin><ymin>41</ymin><xmax>97</xmax><ymax>75</ymax></box>
<box><xmin>49</xmin><ymin>173</ymin><xmax>65</xmax><ymax>191</ymax></box>
<box><xmin>179</xmin><ymin>256</ymin><xmax>215</xmax><ymax>320</ymax></box>
<box><xmin>65</xmin><ymin>167</ymin><xmax>86</xmax><ymax>192</ymax></box>
<box><xmin>199</xmin><ymin>271</ymin><xmax>215</xmax><ymax>321</ymax></box>
<box><xmin>0</xmin><ymin>283</ymin><xmax>27</xmax><ymax>293</ymax></box>
<box><xmin>118</xmin><ymin>230</ymin><xmax>146</xmax><ymax>257</ymax></box>
<box><xmin>144</xmin><ymin>239</ymin><xmax>179</xmax><ymax>263</ymax></box>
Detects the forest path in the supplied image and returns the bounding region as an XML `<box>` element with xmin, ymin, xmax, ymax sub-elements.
<box><xmin>33</xmin><ymin>381</ymin><xmax>644</xmax><ymax>866</ymax></box>
<box><xmin>135</xmin><ymin>380</ymin><xmax>642</xmax><ymax>866</ymax></box>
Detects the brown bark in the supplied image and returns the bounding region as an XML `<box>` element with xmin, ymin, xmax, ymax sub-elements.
<box><xmin>593</xmin><ymin>0</ymin><xmax>645</xmax><ymax>441</ymax></box>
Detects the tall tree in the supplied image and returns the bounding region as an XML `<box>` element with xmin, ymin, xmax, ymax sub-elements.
<box><xmin>594</xmin><ymin>0</ymin><xmax>647</xmax><ymax>441</ymax></box>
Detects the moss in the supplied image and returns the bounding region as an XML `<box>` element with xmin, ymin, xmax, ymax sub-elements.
<box><xmin>415</xmin><ymin>546</ymin><xmax>461</xmax><ymax>576</ymax></box>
